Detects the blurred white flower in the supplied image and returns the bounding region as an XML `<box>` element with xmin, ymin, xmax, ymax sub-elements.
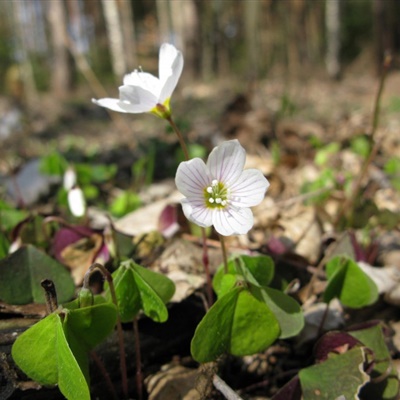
<box><xmin>63</xmin><ymin>166</ymin><xmax>77</xmax><ymax>191</ymax></box>
<box><xmin>175</xmin><ymin>140</ymin><xmax>269</xmax><ymax>236</ymax></box>
<box><xmin>92</xmin><ymin>43</ymin><xmax>183</xmax><ymax>119</ymax></box>
<box><xmin>68</xmin><ymin>186</ymin><xmax>86</xmax><ymax>217</ymax></box>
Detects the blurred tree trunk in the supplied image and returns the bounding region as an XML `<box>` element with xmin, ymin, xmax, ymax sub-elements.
<box><xmin>156</xmin><ymin>0</ymin><xmax>171</xmax><ymax>43</ymax></box>
<box><xmin>118</xmin><ymin>0</ymin><xmax>137</xmax><ymax>71</ymax></box>
<box><xmin>10</xmin><ymin>0</ymin><xmax>38</xmax><ymax>106</ymax></box>
<box><xmin>101</xmin><ymin>0</ymin><xmax>126</xmax><ymax>79</ymax></box>
<box><xmin>325</xmin><ymin>0</ymin><xmax>341</xmax><ymax>79</ymax></box>
<box><xmin>245</xmin><ymin>0</ymin><xmax>261</xmax><ymax>82</ymax></box>
<box><xmin>170</xmin><ymin>0</ymin><xmax>200</xmax><ymax>79</ymax></box>
<box><xmin>47</xmin><ymin>0</ymin><xmax>71</xmax><ymax>98</ymax></box>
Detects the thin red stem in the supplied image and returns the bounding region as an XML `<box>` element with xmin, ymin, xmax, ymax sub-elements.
<box><xmin>133</xmin><ymin>317</ymin><xmax>143</xmax><ymax>400</ymax></box>
<box><xmin>85</xmin><ymin>263</ymin><xmax>129</xmax><ymax>399</ymax></box>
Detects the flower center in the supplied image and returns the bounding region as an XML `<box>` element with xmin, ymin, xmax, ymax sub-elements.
<box><xmin>204</xmin><ymin>179</ymin><xmax>229</xmax><ymax>209</ymax></box>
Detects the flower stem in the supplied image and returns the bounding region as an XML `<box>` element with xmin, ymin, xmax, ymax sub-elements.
<box><xmin>219</xmin><ymin>234</ymin><xmax>229</xmax><ymax>274</ymax></box>
<box><xmin>202</xmin><ymin>227</ymin><xmax>214</xmax><ymax>305</ymax></box>
<box><xmin>85</xmin><ymin>263</ymin><xmax>129</xmax><ymax>399</ymax></box>
<box><xmin>166</xmin><ymin>115</ymin><xmax>213</xmax><ymax>306</ymax></box>
<box><xmin>166</xmin><ymin>116</ymin><xmax>190</xmax><ymax>161</ymax></box>
<box><xmin>133</xmin><ymin>317</ymin><xmax>143</xmax><ymax>400</ymax></box>
<box><xmin>90</xmin><ymin>351</ymin><xmax>119</xmax><ymax>400</ymax></box>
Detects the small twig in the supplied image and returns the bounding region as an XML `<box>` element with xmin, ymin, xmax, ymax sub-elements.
<box><xmin>41</xmin><ymin>279</ymin><xmax>58</xmax><ymax>314</ymax></box>
<box><xmin>85</xmin><ymin>263</ymin><xmax>129</xmax><ymax>399</ymax></box>
<box><xmin>213</xmin><ymin>374</ymin><xmax>244</xmax><ymax>400</ymax></box>
<box><xmin>90</xmin><ymin>351</ymin><xmax>119</xmax><ymax>400</ymax></box>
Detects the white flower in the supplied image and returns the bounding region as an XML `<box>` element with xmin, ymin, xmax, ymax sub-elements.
<box><xmin>63</xmin><ymin>166</ymin><xmax>77</xmax><ymax>191</ymax></box>
<box><xmin>68</xmin><ymin>187</ymin><xmax>86</xmax><ymax>217</ymax></box>
<box><xmin>175</xmin><ymin>140</ymin><xmax>269</xmax><ymax>236</ymax></box>
<box><xmin>92</xmin><ymin>43</ymin><xmax>183</xmax><ymax>119</ymax></box>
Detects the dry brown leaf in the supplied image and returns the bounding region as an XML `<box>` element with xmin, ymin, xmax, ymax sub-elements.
<box><xmin>145</xmin><ymin>364</ymin><xmax>201</xmax><ymax>400</ymax></box>
<box><xmin>60</xmin><ymin>233</ymin><xmax>103</xmax><ymax>285</ymax></box>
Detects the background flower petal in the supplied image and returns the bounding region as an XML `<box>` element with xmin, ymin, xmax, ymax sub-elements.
<box><xmin>92</xmin><ymin>98</ymin><xmax>130</xmax><ymax>113</ymax></box>
<box><xmin>175</xmin><ymin>158</ymin><xmax>210</xmax><ymax>198</ymax></box>
<box><xmin>229</xmin><ymin>169</ymin><xmax>270</xmax><ymax>207</ymax></box>
<box><xmin>182</xmin><ymin>199</ymin><xmax>213</xmax><ymax>228</ymax></box>
<box><xmin>119</xmin><ymin>85</ymin><xmax>158</xmax><ymax>112</ymax></box>
<box><xmin>213</xmin><ymin>207</ymin><xmax>253</xmax><ymax>236</ymax></box>
<box><xmin>207</xmin><ymin>140</ymin><xmax>246</xmax><ymax>185</ymax></box>
<box><xmin>123</xmin><ymin>71</ymin><xmax>161</xmax><ymax>97</ymax></box>
<box><xmin>159</xmin><ymin>50</ymin><xmax>184</xmax><ymax>103</ymax></box>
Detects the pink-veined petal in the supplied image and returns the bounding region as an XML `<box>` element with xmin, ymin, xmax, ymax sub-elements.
<box><xmin>212</xmin><ymin>207</ymin><xmax>254</xmax><ymax>236</ymax></box>
<box><xmin>92</xmin><ymin>97</ymin><xmax>131</xmax><ymax>113</ymax></box>
<box><xmin>175</xmin><ymin>158</ymin><xmax>211</xmax><ymax>198</ymax></box>
<box><xmin>119</xmin><ymin>85</ymin><xmax>158</xmax><ymax>112</ymax></box>
<box><xmin>229</xmin><ymin>169</ymin><xmax>270</xmax><ymax>208</ymax></box>
<box><xmin>181</xmin><ymin>199</ymin><xmax>213</xmax><ymax>228</ymax></box>
<box><xmin>207</xmin><ymin>140</ymin><xmax>246</xmax><ymax>185</ymax></box>
<box><xmin>123</xmin><ymin>71</ymin><xmax>162</xmax><ymax>98</ymax></box>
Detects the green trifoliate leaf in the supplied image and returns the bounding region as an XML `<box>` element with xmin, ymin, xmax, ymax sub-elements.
<box><xmin>299</xmin><ymin>346</ymin><xmax>369</xmax><ymax>400</ymax></box>
<box><xmin>0</xmin><ymin>245</ymin><xmax>75</xmax><ymax>305</ymax></box>
<box><xmin>105</xmin><ymin>260</ymin><xmax>175</xmax><ymax>323</ymax></box>
<box><xmin>213</xmin><ymin>254</ymin><xmax>274</xmax><ymax>297</ymax></box>
<box><xmin>350</xmin><ymin>323</ymin><xmax>399</xmax><ymax>399</ymax></box>
<box><xmin>12</xmin><ymin>313</ymin><xmax>90</xmax><ymax>400</ymax></box>
<box><xmin>250</xmin><ymin>285</ymin><xmax>304</xmax><ymax>339</ymax></box>
<box><xmin>323</xmin><ymin>256</ymin><xmax>378</xmax><ymax>308</ymax></box>
<box><xmin>191</xmin><ymin>287</ymin><xmax>280</xmax><ymax>363</ymax></box>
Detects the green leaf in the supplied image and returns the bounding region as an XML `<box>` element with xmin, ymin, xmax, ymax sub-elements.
<box><xmin>350</xmin><ymin>136</ymin><xmax>370</xmax><ymax>158</ymax></box>
<box><xmin>0</xmin><ymin>208</ymin><xmax>29</xmax><ymax>231</ymax></box>
<box><xmin>105</xmin><ymin>260</ymin><xmax>175</xmax><ymax>323</ymax></box>
<box><xmin>39</xmin><ymin>152</ymin><xmax>68</xmax><ymax>176</ymax></box>
<box><xmin>350</xmin><ymin>323</ymin><xmax>400</xmax><ymax>400</ymax></box>
<box><xmin>75</xmin><ymin>163</ymin><xmax>117</xmax><ymax>185</ymax></box>
<box><xmin>0</xmin><ymin>231</ymin><xmax>10</xmax><ymax>259</ymax></box>
<box><xmin>323</xmin><ymin>256</ymin><xmax>378</xmax><ymax>308</ymax></box>
<box><xmin>0</xmin><ymin>245</ymin><xmax>75</xmax><ymax>305</ymax></box>
<box><xmin>299</xmin><ymin>346</ymin><xmax>369</xmax><ymax>400</ymax></box>
<box><xmin>251</xmin><ymin>285</ymin><xmax>304</xmax><ymax>339</ymax></box>
<box><xmin>106</xmin><ymin>265</ymin><xmax>141</xmax><ymax>321</ymax></box>
<box><xmin>63</xmin><ymin>302</ymin><xmax>118</xmax><ymax>350</ymax></box>
<box><xmin>191</xmin><ymin>287</ymin><xmax>280</xmax><ymax>363</ymax></box>
<box><xmin>314</xmin><ymin>143</ymin><xmax>340</xmax><ymax>166</ymax></box>
<box><xmin>109</xmin><ymin>190</ymin><xmax>142</xmax><ymax>218</ymax></box>
<box><xmin>12</xmin><ymin>312</ymin><xmax>90</xmax><ymax>400</ymax></box>
<box><xmin>12</xmin><ymin>313</ymin><xmax>59</xmax><ymax>385</ymax></box>
<box><xmin>213</xmin><ymin>255</ymin><xmax>274</xmax><ymax>296</ymax></box>
<box><xmin>133</xmin><ymin>263</ymin><xmax>175</xmax><ymax>322</ymax></box>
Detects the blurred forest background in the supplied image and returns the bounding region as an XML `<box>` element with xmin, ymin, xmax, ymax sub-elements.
<box><xmin>1</xmin><ymin>0</ymin><xmax>400</xmax><ymax>107</ymax></box>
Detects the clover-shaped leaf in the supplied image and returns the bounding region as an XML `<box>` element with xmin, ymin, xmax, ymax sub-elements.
<box><xmin>299</xmin><ymin>346</ymin><xmax>370</xmax><ymax>400</ymax></box>
<box><xmin>213</xmin><ymin>254</ymin><xmax>274</xmax><ymax>296</ymax></box>
<box><xmin>191</xmin><ymin>286</ymin><xmax>280</xmax><ymax>363</ymax></box>
<box><xmin>12</xmin><ymin>313</ymin><xmax>90</xmax><ymax>400</ymax></box>
<box><xmin>104</xmin><ymin>259</ymin><xmax>175</xmax><ymax>323</ymax></box>
<box><xmin>250</xmin><ymin>285</ymin><xmax>304</xmax><ymax>339</ymax></box>
<box><xmin>323</xmin><ymin>256</ymin><xmax>378</xmax><ymax>308</ymax></box>
<box><xmin>0</xmin><ymin>245</ymin><xmax>75</xmax><ymax>305</ymax></box>
<box><xmin>350</xmin><ymin>323</ymin><xmax>400</xmax><ymax>400</ymax></box>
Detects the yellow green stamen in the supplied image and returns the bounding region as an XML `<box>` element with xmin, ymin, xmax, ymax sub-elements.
<box><xmin>204</xmin><ymin>179</ymin><xmax>228</xmax><ymax>209</ymax></box>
